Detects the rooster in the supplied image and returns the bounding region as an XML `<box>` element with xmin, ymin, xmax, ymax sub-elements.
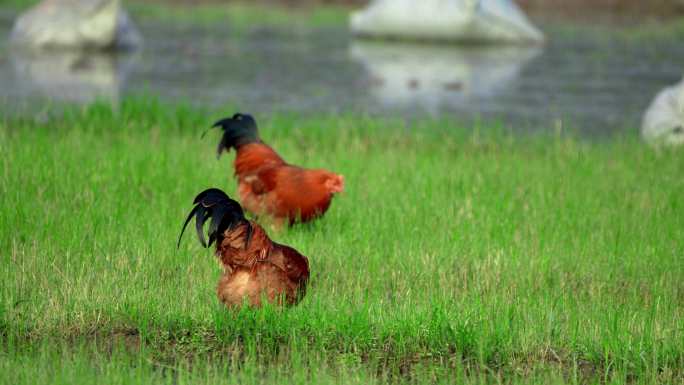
<box><xmin>177</xmin><ymin>188</ymin><xmax>310</xmax><ymax>308</ymax></box>
<box><xmin>210</xmin><ymin>113</ymin><xmax>344</xmax><ymax>225</ymax></box>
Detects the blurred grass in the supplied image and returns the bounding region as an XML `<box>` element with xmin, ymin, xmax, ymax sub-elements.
<box><xmin>546</xmin><ymin>18</ymin><xmax>684</xmax><ymax>43</ymax></box>
<box><xmin>5</xmin><ymin>0</ymin><xmax>684</xmax><ymax>41</ymax></box>
<box><xmin>2</xmin><ymin>0</ymin><xmax>352</xmax><ymax>28</ymax></box>
<box><xmin>127</xmin><ymin>2</ymin><xmax>351</xmax><ymax>28</ymax></box>
<box><xmin>1</xmin><ymin>100</ymin><xmax>683</xmax><ymax>384</ymax></box>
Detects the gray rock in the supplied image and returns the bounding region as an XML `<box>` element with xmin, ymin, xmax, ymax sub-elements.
<box><xmin>10</xmin><ymin>0</ymin><xmax>142</xmax><ymax>50</ymax></box>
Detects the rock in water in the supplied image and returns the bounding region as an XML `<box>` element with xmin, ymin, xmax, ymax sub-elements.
<box><xmin>642</xmin><ymin>79</ymin><xmax>684</xmax><ymax>146</ymax></box>
<box><xmin>350</xmin><ymin>0</ymin><xmax>544</xmax><ymax>44</ymax></box>
<box><xmin>10</xmin><ymin>0</ymin><xmax>142</xmax><ymax>50</ymax></box>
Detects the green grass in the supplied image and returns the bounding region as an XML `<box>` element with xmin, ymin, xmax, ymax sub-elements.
<box><xmin>7</xmin><ymin>0</ymin><xmax>684</xmax><ymax>40</ymax></box>
<box><xmin>3</xmin><ymin>0</ymin><xmax>352</xmax><ymax>28</ymax></box>
<box><xmin>1</xmin><ymin>100</ymin><xmax>683</xmax><ymax>384</ymax></box>
<box><xmin>131</xmin><ymin>2</ymin><xmax>351</xmax><ymax>28</ymax></box>
<box><xmin>546</xmin><ymin>18</ymin><xmax>684</xmax><ymax>43</ymax></box>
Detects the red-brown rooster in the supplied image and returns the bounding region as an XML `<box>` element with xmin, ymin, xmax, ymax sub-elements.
<box><xmin>177</xmin><ymin>188</ymin><xmax>310</xmax><ymax>308</ymax></box>
<box><xmin>210</xmin><ymin>113</ymin><xmax>344</xmax><ymax>225</ymax></box>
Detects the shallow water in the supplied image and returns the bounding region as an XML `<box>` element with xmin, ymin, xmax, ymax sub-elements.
<box><xmin>1</xmin><ymin>10</ymin><xmax>682</xmax><ymax>137</ymax></box>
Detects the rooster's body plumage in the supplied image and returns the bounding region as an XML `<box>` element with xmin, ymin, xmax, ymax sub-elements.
<box><xmin>212</xmin><ymin>114</ymin><xmax>344</xmax><ymax>224</ymax></box>
<box><xmin>178</xmin><ymin>188</ymin><xmax>309</xmax><ymax>308</ymax></box>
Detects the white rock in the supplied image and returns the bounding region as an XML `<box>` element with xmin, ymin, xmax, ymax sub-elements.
<box><xmin>642</xmin><ymin>78</ymin><xmax>684</xmax><ymax>146</ymax></box>
<box><xmin>10</xmin><ymin>0</ymin><xmax>141</xmax><ymax>50</ymax></box>
<box><xmin>351</xmin><ymin>0</ymin><xmax>544</xmax><ymax>44</ymax></box>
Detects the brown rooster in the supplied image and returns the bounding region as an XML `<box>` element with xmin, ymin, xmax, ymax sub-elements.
<box><xmin>177</xmin><ymin>188</ymin><xmax>310</xmax><ymax>308</ymax></box>
<box><xmin>210</xmin><ymin>113</ymin><xmax>344</xmax><ymax>225</ymax></box>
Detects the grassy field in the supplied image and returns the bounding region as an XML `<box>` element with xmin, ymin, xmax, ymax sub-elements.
<box><xmin>2</xmin><ymin>0</ymin><xmax>352</xmax><ymax>28</ymax></box>
<box><xmin>1</xmin><ymin>100</ymin><xmax>683</xmax><ymax>384</ymax></box>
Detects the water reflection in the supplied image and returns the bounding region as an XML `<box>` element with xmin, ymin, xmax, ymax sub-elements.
<box><xmin>642</xmin><ymin>78</ymin><xmax>684</xmax><ymax>146</ymax></box>
<box><xmin>10</xmin><ymin>49</ymin><xmax>137</xmax><ymax>105</ymax></box>
<box><xmin>1</xmin><ymin>11</ymin><xmax>683</xmax><ymax>138</ymax></box>
<box><xmin>350</xmin><ymin>41</ymin><xmax>541</xmax><ymax>115</ymax></box>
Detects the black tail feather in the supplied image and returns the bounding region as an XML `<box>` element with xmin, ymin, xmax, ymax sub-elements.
<box><xmin>210</xmin><ymin>113</ymin><xmax>259</xmax><ymax>158</ymax></box>
<box><xmin>195</xmin><ymin>207</ymin><xmax>209</xmax><ymax>247</ymax></box>
<box><xmin>177</xmin><ymin>188</ymin><xmax>251</xmax><ymax>249</ymax></box>
<box><xmin>177</xmin><ymin>205</ymin><xmax>199</xmax><ymax>249</ymax></box>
